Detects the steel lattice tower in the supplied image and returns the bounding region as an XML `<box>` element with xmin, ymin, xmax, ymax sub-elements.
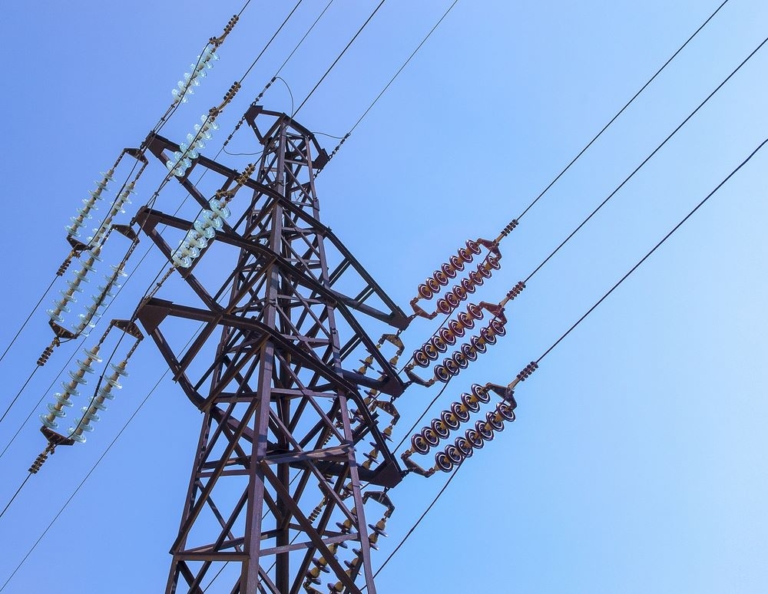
<box><xmin>135</xmin><ymin>106</ymin><xmax>409</xmax><ymax>593</ymax></box>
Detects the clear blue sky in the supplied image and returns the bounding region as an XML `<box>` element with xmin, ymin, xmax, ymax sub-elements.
<box><xmin>1</xmin><ymin>1</ymin><xmax>767</xmax><ymax>592</ymax></box>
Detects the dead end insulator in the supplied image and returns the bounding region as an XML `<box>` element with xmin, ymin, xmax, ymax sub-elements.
<box><xmin>505</xmin><ymin>281</ymin><xmax>526</xmax><ymax>302</ymax></box>
<box><xmin>29</xmin><ymin>426</ymin><xmax>76</xmax><ymax>474</ymax></box>
<box><xmin>36</xmin><ymin>337</ymin><xmax>61</xmax><ymax>367</ymax></box>
<box><xmin>516</xmin><ymin>361</ymin><xmax>538</xmax><ymax>382</ymax></box>
<box><xmin>497</xmin><ymin>218</ymin><xmax>519</xmax><ymax>240</ymax></box>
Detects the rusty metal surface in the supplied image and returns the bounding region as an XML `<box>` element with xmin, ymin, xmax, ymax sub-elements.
<box><xmin>136</xmin><ymin>109</ymin><xmax>406</xmax><ymax>594</ymax></box>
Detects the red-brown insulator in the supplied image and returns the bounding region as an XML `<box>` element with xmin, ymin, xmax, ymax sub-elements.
<box><xmin>469</xmin><ymin>270</ymin><xmax>484</xmax><ymax>286</ymax></box>
<box><xmin>417</xmin><ymin>283</ymin><xmax>434</xmax><ymax>300</ymax></box>
<box><xmin>480</xmin><ymin>325</ymin><xmax>497</xmax><ymax>345</ymax></box>
<box><xmin>476</xmin><ymin>420</ymin><xmax>494</xmax><ymax>441</ymax></box>
<box><xmin>451</xmin><ymin>401</ymin><xmax>471</xmax><ymax>422</ymax></box>
<box><xmin>466</xmin><ymin>239</ymin><xmax>482</xmax><ymax>255</ymax></box>
<box><xmin>422</xmin><ymin>426</ymin><xmax>440</xmax><ymax>446</ymax></box>
<box><xmin>439</xmin><ymin>327</ymin><xmax>456</xmax><ymax>345</ymax></box>
<box><xmin>453</xmin><ymin>285</ymin><xmax>467</xmax><ymax>302</ymax></box>
<box><xmin>467</xmin><ymin>303</ymin><xmax>484</xmax><ymax>320</ymax></box>
<box><xmin>445</xmin><ymin>444</ymin><xmax>464</xmax><ymax>464</ymax></box>
<box><xmin>470</xmin><ymin>335</ymin><xmax>487</xmax><ymax>354</ymax></box>
<box><xmin>460</xmin><ymin>343</ymin><xmax>477</xmax><ymax>361</ymax></box>
<box><xmin>471</xmin><ymin>383</ymin><xmax>490</xmax><ymax>403</ymax></box>
<box><xmin>431</xmin><ymin>335</ymin><xmax>448</xmax><ymax>353</ymax></box>
<box><xmin>436</xmin><ymin>298</ymin><xmax>452</xmax><ymax>314</ymax></box>
<box><xmin>427</xmin><ymin>277</ymin><xmax>441</xmax><ymax>293</ymax></box>
<box><xmin>441</xmin><ymin>262</ymin><xmax>457</xmax><ymax>279</ymax></box>
<box><xmin>458</xmin><ymin>247</ymin><xmax>474</xmax><ymax>263</ymax></box>
<box><xmin>455</xmin><ymin>436</ymin><xmax>473</xmax><ymax>457</ymax></box>
<box><xmin>497</xmin><ymin>401</ymin><xmax>516</xmax><ymax>422</ymax></box>
<box><xmin>466</xmin><ymin>428</ymin><xmax>484</xmax><ymax>448</ymax></box>
<box><xmin>486</xmin><ymin>252</ymin><xmax>501</xmax><ymax>270</ymax></box>
<box><xmin>445</xmin><ymin>291</ymin><xmax>460</xmax><ymax>309</ymax></box>
<box><xmin>435</xmin><ymin>451</ymin><xmax>454</xmax><ymax>472</ymax></box>
<box><xmin>453</xmin><ymin>351</ymin><xmax>469</xmax><ymax>369</ymax></box>
<box><xmin>431</xmin><ymin>418</ymin><xmax>450</xmax><ymax>439</ymax></box>
<box><xmin>434</xmin><ymin>270</ymin><xmax>449</xmax><ymax>286</ymax></box>
<box><xmin>490</xmin><ymin>318</ymin><xmax>507</xmax><ymax>336</ymax></box>
<box><xmin>413</xmin><ymin>349</ymin><xmax>430</xmax><ymax>368</ymax></box>
<box><xmin>449</xmin><ymin>254</ymin><xmax>465</xmax><ymax>272</ymax></box>
<box><xmin>477</xmin><ymin>262</ymin><xmax>493</xmax><ymax>279</ymax></box>
<box><xmin>443</xmin><ymin>358</ymin><xmax>460</xmax><ymax>376</ymax></box>
<box><xmin>434</xmin><ymin>365</ymin><xmax>451</xmax><ymax>383</ymax></box>
<box><xmin>461</xmin><ymin>392</ymin><xmax>480</xmax><ymax>412</ymax></box>
<box><xmin>412</xmin><ymin>433</ymin><xmax>430</xmax><ymax>454</ymax></box>
<box><xmin>461</xmin><ymin>277</ymin><xmax>476</xmax><ymax>294</ymax></box>
<box><xmin>457</xmin><ymin>312</ymin><xmax>475</xmax><ymax>330</ymax></box>
<box><xmin>441</xmin><ymin>410</ymin><xmax>461</xmax><ymax>430</ymax></box>
<box><xmin>424</xmin><ymin>343</ymin><xmax>439</xmax><ymax>361</ymax></box>
<box><xmin>449</xmin><ymin>319</ymin><xmax>466</xmax><ymax>337</ymax></box>
<box><xmin>487</xmin><ymin>410</ymin><xmax>505</xmax><ymax>432</ymax></box>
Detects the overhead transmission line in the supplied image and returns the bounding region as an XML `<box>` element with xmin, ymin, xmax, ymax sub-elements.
<box><xmin>376</xmin><ymin>134</ymin><xmax>768</xmax><ymax>584</ymax></box>
<box><xmin>294</xmin><ymin>0</ymin><xmax>387</xmax><ymax>115</ymax></box>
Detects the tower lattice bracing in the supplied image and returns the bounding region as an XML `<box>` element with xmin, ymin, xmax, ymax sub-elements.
<box><xmin>135</xmin><ymin>106</ymin><xmax>408</xmax><ymax>593</ymax></box>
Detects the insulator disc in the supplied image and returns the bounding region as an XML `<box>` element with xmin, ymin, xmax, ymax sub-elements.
<box><xmin>427</xmin><ymin>277</ymin><xmax>441</xmax><ymax>293</ymax></box>
<box><xmin>414</xmin><ymin>349</ymin><xmax>430</xmax><ymax>368</ymax></box>
<box><xmin>435</xmin><ymin>452</ymin><xmax>454</xmax><ymax>472</ymax></box>
<box><xmin>431</xmin><ymin>335</ymin><xmax>448</xmax><ymax>353</ymax></box>
<box><xmin>441</xmin><ymin>262</ymin><xmax>457</xmax><ymax>279</ymax></box>
<box><xmin>456</xmin><ymin>437</ymin><xmax>473</xmax><ymax>457</ymax></box>
<box><xmin>466</xmin><ymin>429</ymin><xmax>484</xmax><ymax>448</ymax></box>
<box><xmin>424</xmin><ymin>343</ymin><xmax>439</xmax><ymax>361</ymax></box>
<box><xmin>481</xmin><ymin>326</ymin><xmax>497</xmax><ymax>345</ymax></box>
<box><xmin>417</xmin><ymin>284</ymin><xmax>434</xmax><ymax>300</ymax></box>
<box><xmin>478</xmin><ymin>264</ymin><xmax>493</xmax><ymax>279</ymax></box>
<box><xmin>487</xmin><ymin>411</ymin><xmax>505</xmax><ymax>431</ymax></box>
<box><xmin>469</xmin><ymin>271</ymin><xmax>484</xmax><ymax>287</ymax></box>
<box><xmin>490</xmin><ymin>318</ymin><xmax>507</xmax><ymax>336</ymax></box>
<box><xmin>445</xmin><ymin>291</ymin><xmax>460</xmax><ymax>308</ymax></box>
<box><xmin>467</xmin><ymin>303</ymin><xmax>484</xmax><ymax>320</ymax></box>
<box><xmin>422</xmin><ymin>427</ymin><xmax>440</xmax><ymax>446</ymax></box>
<box><xmin>445</xmin><ymin>444</ymin><xmax>463</xmax><ymax>464</ymax></box>
<box><xmin>453</xmin><ymin>351</ymin><xmax>469</xmax><ymax>369</ymax></box>
<box><xmin>439</xmin><ymin>327</ymin><xmax>456</xmax><ymax>345</ymax></box>
<box><xmin>412</xmin><ymin>434</ymin><xmax>430</xmax><ymax>454</ymax></box>
<box><xmin>466</xmin><ymin>239</ymin><xmax>482</xmax><ymax>255</ymax></box>
<box><xmin>461</xmin><ymin>277</ymin><xmax>476</xmax><ymax>294</ymax></box>
<box><xmin>444</xmin><ymin>358</ymin><xmax>460</xmax><ymax>376</ymax></box>
<box><xmin>451</xmin><ymin>401</ymin><xmax>471</xmax><ymax>422</ymax></box>
<box><xmin>434</xmin><ymin>365</ymin><xmax>451</xmax><ymax>383</ymax></box>
<box><xmin>486</xmin><ymin>253</ymin><xmax>501</xmax><ymax>270</ymax></box>
<box><xmin>461</xmin><ymin>343</ymin><xmax>478</xmax><ymax>361</ymax></box>
<box><xmin>458</xmin><ymin>247</ymin><xmax>474</xmax><ymax>263</ymax></box>
<box><xmin>458</xmin><ymin>312</ymin><xmax>475</xmax><ymax>330</ymax></box>
<box><xmin>476</xmin><ymin>420</ymin><xmax>494</xmax><ymax>441</ymax></box>
<box><xmin>471</xmin><ymin>383</ymin><xmax>491</xmax><ymax>403</ymax></box>
<box><xmin>498</xmin><ymin>402</ymin><xmax>516</xmax><ymax>422</ymax></box>
<box><xmin>450</xmin><ymin>254</ymin><xmax>465</xmax><ymax>271</ymax></box>
<box><xmin>449</xmin><ymin>319</ymin><xmax>466</xmax><ymax>337</ymax></box>
<box><xmin>453</xmin><ymin>286</ymin><xmax>467</xmax><ymax>302</ymax></box>
<box><xmin>471</xmin><ymin>336</ymin><xmax>487</xmax><ymax>354</ymax></box>
<box><xmin>436</xmin><ymin>298</ymin><xmax>452</xmax><ymax>315</ymax></box>
<box><xmin>431</xmin><ymin>419</ymin><xmax>450</xmax><ymax>439</ymax></box>
<box><xmin>441</xmin><ymin>410</ymin><xmax>461</xmax><ymax>430</ymax></box>
<box><xmin>434</xmin><ymin>270</ymin><xmax>449</xmax><ymax>286</ymax></box>
<box><xmin>460</xmin><ymin>392</ymin><xmax>480</xmax><ymax>413</ymax></box>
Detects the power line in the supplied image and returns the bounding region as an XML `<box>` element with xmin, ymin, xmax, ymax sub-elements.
<box><xmin>373</xmin><ymin>136</ymin><xmax>767</xmax><ymax>584</ymax></box>
<box><xmin>294</xmin><ymin>0</ymin><xmax>387</xmax><ymax>116</ymax></box>
<box><xmin>515</xmin><ymin>0</ymin><xmax>732</xmax><ymax>221</ymax></box>
<box><xmin>524</xmin><ymin>33</ymin><xmax>768</xmax><ymax>284</ymax></box>
<box><xmin>536</xmin><ymin>137</ymin><xmax>768</xmax><ymax>364</ymax></box>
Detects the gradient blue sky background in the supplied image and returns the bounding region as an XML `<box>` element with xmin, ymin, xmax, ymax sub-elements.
<box><xmin>1</xmin><ymin>1</ymin><xmax>767</xmax><ymax>592</ymax></box>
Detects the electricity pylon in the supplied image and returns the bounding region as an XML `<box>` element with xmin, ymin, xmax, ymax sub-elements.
<box><xmin>135</xmin><ymin>105</ymin><xmax>409</xmax><ymax>593</ymax></box>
